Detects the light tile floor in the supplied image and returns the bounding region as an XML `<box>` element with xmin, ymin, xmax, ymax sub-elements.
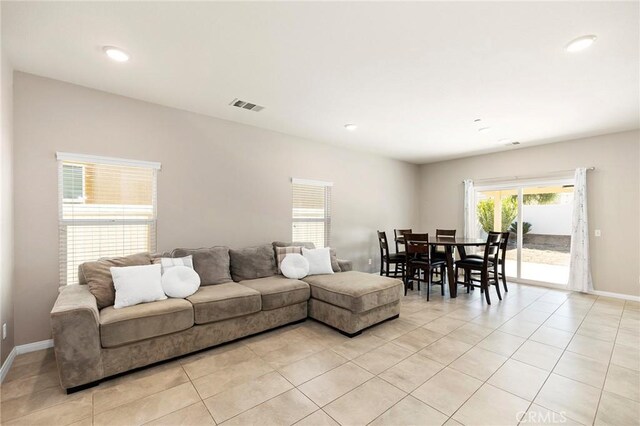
<box><xmin>2</xmin><ymin>283</ymin><xmax>639</xmax><ymax>426</ymax></box>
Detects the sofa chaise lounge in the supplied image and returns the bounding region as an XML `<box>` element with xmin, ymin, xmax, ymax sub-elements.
<box><xmin>50</xmin><ymin>242</ymin><xmax>403</xmax><ymax>391</ymax></box>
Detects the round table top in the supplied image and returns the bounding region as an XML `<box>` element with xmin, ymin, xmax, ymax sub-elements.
<box><xmin>397</xmin><ymin>236</ymin><xmax>486</xmax><ymax>246</ymax></box>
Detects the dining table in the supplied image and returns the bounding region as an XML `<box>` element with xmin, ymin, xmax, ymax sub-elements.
<box><xmin>396</xmin><ymin>235</ymin><xmax>487</xmax><ymax>298</ymax></box>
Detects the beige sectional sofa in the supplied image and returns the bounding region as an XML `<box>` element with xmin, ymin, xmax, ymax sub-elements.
<box><xmin>50</xmin><ymin>242</ymin><xmax>403</xmax><ymax>391</ymax></box>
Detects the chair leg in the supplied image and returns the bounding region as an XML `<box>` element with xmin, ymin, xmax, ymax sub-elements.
<box><xmin>464</xmin><ymin>268</ymin><xmax>470</xmax><ymax>293</ymax></box>
<box><xmin>426</xmin><ymin>268</ymin><xmax>430</xmax><ymax>302</ymax></box>
<box><xmin>501</xmin><ymin>262</ymin><xmax>508</xmax><ymax>292</ymax></box>
<box><xmin>482</xmin><ymin>271</ymin><xmax>491</xmax><ymax>305</ymax></box>
<box><xmin>493</xmin><ymin>264</ymin><xmax>502</xmax><ymax>301</ymax></box>
<box><xmin>404</xmin><ymin>265</ymin><xmax>409</xmax><ymax>289</ymax></box>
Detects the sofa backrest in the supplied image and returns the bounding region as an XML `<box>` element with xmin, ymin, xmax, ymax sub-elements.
<box><xmin>229</xmin><ymin>243</ymin><xmax>278</xmax><ymax>282</ymax></box>
<box><xmin>78</xmin><ymin>252</ymin><xmax>152</xmax><ymax>309</ymax></box>
<box><xmin>171</xmin><ymin>246</ymin><xmax>233</xmax><ymax>285</ymax></box>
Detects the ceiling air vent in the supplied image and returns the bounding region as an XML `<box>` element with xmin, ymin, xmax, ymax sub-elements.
<box><xmin>229</xmin><ymin>98</ymin><xmax>264</xmax><ymax>112</ymax></box>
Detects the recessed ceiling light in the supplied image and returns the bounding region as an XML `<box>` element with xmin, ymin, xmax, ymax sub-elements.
<box><xmin>103</xmin><ymin>46</ymin><xmax>130</xmax><ymax>62</ymax></box>
<box><xmin>565</xmin><ymin>35</ymin><xmax>597</xmax><ymax>53</ymax></box>
<box><xmin>478</xmin><ymin>127</ymin><xmax>491</xmax><ymax>133</ymax></box>
<box><xmin>344</xmin><ymin>124</ymin><xmax>358</xmax><ymax>131</ymax></box>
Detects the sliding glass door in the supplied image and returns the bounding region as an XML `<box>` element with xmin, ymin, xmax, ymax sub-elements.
<box><xmin>474</xmin><ymin>178</ymin><xmax>574</xmax><ymax>286</ymax></box>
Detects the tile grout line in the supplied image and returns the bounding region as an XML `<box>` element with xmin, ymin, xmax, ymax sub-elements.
<box><xmin>367</xmin><ymin>284</ymin><xmax>547</xmax><ymax>426</ymax></box>
<box><xmin>591</xmin><ymin>299</ymin><xmax>624</xmax><ymax>425</ymax></box>
<box><xmin>516</xmin><ymin>294</ymin><xmax>604</xmax><ymax>425</ymax></box>
<box><xmin>441</xmin><ymin>287</ymin><xmax>591</xmax><ymax>424</ymax></box>
<box><xmin>446</xmin><ymin>289</ymin><xmax>553</xmax><ymax>424</ymax></box>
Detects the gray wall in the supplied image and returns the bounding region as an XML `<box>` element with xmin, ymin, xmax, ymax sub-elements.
<box><xmin>418</xmin><ymin>130</ymin><xmax>640</xmax><ymax>297</ymax></box>
<box><xmin>13</xmin><ymin>72</ymin><xmax>419</xmax><ymax>345</ymax></box>
<box><xmin>1</xmin><ymin>38</ymin><xmax>15</xmax><ymax>364</ymax></box>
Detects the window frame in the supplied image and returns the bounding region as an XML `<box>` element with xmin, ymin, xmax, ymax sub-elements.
<box><xmin>56</xmin><ymin>152</ymin><xmax>161</xmax><ymax>285</ymax></box>
<box><xmin>291</xmin><ymin>178</ymin><xmax>333</xmax><ymax>248</ymax></box>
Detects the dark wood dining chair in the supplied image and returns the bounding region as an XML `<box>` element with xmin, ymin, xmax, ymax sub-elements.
<box><xmin>464</xmin><ymin>231</ymin><xmax>510</xmax><ymax>292</ymax></box>
<box><xmin>394</xmin><ymin>229</ymin><xmax>412</xmax><ymax>255</ymax></box>
<box><xmin>404</xmin><ymin>233</ymin><xmax>446</xmax><ymax>300</ymax></box>
<box><xmin>377</xmin><ymin>231</ymin><xmax>405</xmax><ymax>279</ymax></box>
<box><xmin>454</xmin><ymin>232</ymin><xmax>502</xmax><ymax>304</ymax></box>
<box><xmin>431</xmin><ymin>229</ymin><xmax>456</xmax><ymax>284</ymax></box>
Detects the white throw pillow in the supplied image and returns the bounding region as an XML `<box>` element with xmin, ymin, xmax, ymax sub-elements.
<box><xmin>111</xmin><ymin>264</ymin><xmax>166</xmax><ymax>309</ymax></box>
<box><xmin>302</xmin><ymin>247</ymin><xmax>335</xmax><ymax>276</ymax></box>
<box><xmin>159</xmin><ymin>255</ymin><xmax>194</xmax><ymax>273</ymax></box>
<box><xmin>162</xmin><ymin>266</ymin><xmax>201</xmax><ymax>298</ymax></box>
<box><xmin>280</xmin><ymin>254</ymin><xmax>310</xmax><ymax>279</ymax></box>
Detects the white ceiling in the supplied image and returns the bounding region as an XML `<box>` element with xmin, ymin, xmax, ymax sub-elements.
<box><xmin>3</xmin><ymin>1</ymin><xmax>639</xmax><ymax>164</ymax></box>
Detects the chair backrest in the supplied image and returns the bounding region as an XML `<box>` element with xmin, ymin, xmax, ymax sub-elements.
<box><xmin>483</xmin><ymin>232</ymin><xmax>503</xmax><ymax>268</ymax></box>
<box><xmin>377</xmin><ymin>231</ymin><xmax>390</xmax><ymax>260</ymax></box>
<box><xmin>404</xmin><ymin>233</ymin><xmax>430</xmax><ymax>257</ymax></box>
<box><xmin>394</xmin><ymin>229</ymin><xmax>412</xmax><ymax>252</ymax></box>
<box><xmin>435</xmin><ymin>229</ymin><xmax>456</xmax><ymax>238</ymax></box>
<box><xmin>499</xmin><ymin>231</ymin><xmax>510</xmax><ymax>263</ymax></box>
<box><xmin>433</xmin><ymin>229</ymin><xmax>456</xmax><ymax>255</ymax></box>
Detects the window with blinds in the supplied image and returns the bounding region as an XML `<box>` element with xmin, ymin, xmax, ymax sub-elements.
<box><xmin>291</xmin><ymin>178</ymin><xmax>332</xmax><ymax>248</ymax></box>
<box><xmin>57</xmin><ymin>153</ymin><xmax>161</xmax><ymax>285</ymax></box>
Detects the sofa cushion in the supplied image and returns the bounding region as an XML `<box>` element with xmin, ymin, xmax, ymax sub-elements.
<box><xmin>99</xmin><ymin>298</ymin><xmax>193</xmax><ymax>348</ymax></box>
<box><xmin>239</xmin><ymin>276</ymin><xmax>310</xmax><ymax>310</ymax></box>
<box><xmin>187</xmin><ymin>282</ymin><xmax>261</xmax><ymax>324</ymax></box>
<box><xmin>172</xmin><ymin>247</ymin><xmax>232</xmax><ymax>285</ymax></box>
<box><xmin>79</xmin><ymin>252</ymin><xmax>152</xmax><ymax>309</ymax></box>
<box><xmin>303</xmin><ymin>271</ymin><xmax>402</xmax><ymax>313</ymax></box>
<box><xmin>275</xmin><ymin>246</ymin><xmax>303</xmax><ymax>273</ymax></box>
<box><xmin>229</xmin><ymin>244</ymin><xmax>277</xmax><ymax>282</ymax></box>
<box><xmin>272</xmin><ymin>241</ymin><xmax>341</xmax><ymax>272</ymax></box>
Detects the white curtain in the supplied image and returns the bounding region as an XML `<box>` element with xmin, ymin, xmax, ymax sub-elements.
<box><xmin>463</xmin><ymin>179</ymin><xmax>475</xmax><ymax>239</ymax></box>
<box><xmin>568</xmin><ymin>168</ymin><xmax>593</xmax><ymax>292</ymax></box>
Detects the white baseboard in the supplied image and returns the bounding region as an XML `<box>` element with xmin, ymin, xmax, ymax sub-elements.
<box><xmin>15</xmin><ymin>339</ymin><xmax>54</xmax><ymax>355</ymax></box>
<box><xmin>588</xmin><ymin>290</ymin><xmax>640</xmax><ymax>302</ymax></box>
<box><xmin>0</xmin><ymin>339</ymin><xmax>54</xmax><ymax>384</ymax></box>
<box><xmin>503</xmin><ymin>277</ymin><xmax>639</xmax><ymax>302</ymax></box>
<box><xmin>0</xmin><ymin>346</ymin><xmax>17</xmax><ymax>383</ymax></box>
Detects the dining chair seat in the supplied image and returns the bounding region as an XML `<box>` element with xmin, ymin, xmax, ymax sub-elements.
<box><xmin>466</xmin><ymin>253</ymin><xmax>503</xmax><ymax>264</ymax></box>
<box><xmin>388</xmin><ymin>253</ymin><xmax>406</xmax><ymax>261</ymax></box>
<box><xmin>409</xmin><ymin>258</ymin><xmax>445</xmax><ymax>267</ymax></box>
<box><xmin>431</xmin><ymin>252</ymin><xmax>447</xmax><ymax>261</ymax></box>
<box><xmin>455</xmin><ymin>257</ymin><xmax>494</xmax><ymax>268</ymax></box>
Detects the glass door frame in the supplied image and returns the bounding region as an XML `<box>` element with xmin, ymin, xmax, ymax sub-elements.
<box><xmin>474</xmin><ymin>175</ymin><xmax>574</xmax><ymax>289</ymax></box>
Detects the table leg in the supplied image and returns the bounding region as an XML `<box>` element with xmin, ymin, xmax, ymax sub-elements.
<box><xmin>445</xmin><ymin>246</ymin><xmax>457</xmax><ymax>298</ymax></box>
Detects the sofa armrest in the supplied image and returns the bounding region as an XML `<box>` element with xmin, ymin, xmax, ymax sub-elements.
<box><xmin>337</xmin><ymin>259</ymin><xmax>353</xmax><ymax>272</ymax></box>
<box><xmin>51</xmin><ymin>285</ymin><xmax>104</xmax><ymax>389</ymax></box>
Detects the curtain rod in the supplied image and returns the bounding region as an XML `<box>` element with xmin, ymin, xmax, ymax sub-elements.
<box><xmin>463</xmin><ymin>167</ymin><xmax>595</xmax><ymax>184</ymax></box>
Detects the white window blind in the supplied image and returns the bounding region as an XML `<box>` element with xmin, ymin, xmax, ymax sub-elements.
<box><xmin>291</xmin><ymin>178</ymin><xmax>332</xmax><ymax>248</ymax></box>
<box><xmin>57</xmin><ymin>153</ymin><xmax>160</xmax><ymax>285</ymax></box>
